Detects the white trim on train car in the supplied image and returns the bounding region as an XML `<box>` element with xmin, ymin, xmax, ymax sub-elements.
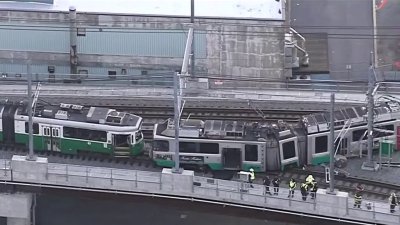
<box><xmin>15</xmin><ymin>114</ymin><xmax>142</xmax><ymax>132</ymax></box>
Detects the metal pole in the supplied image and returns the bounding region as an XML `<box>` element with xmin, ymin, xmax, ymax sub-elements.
<box><xmin>367</xmin><ymin>52</ymin><xmax>374</xmax><ymax>164</ymax></box>
<box><xmin>173</xmin><ymin>72</ymin><xmax>181</xmax><ymax>173</ymax></box>
<box><xmin>372</xmin><ymin>0</ymin><xmax>378</xmax><ymax>68</ymax></box>
<box><xmin>190</xmin><ymin>0</ymin><xmax>195</xmax><ymax>77</ymax></box>
<box><xmin>329</xmin><ymin>93</ymin><xmax>335</xmax><ymax>193</ymax></box>
<box><xmin>69</xmin><ymin>6</ymin><xmax>78</xmax><ymax>78</ymax></box>
<box><xmin>26</xmin><ymin>63</ymin><xmax>36</xmax><ymax>161</ymax></box>
<box><xmin>362</xmin><ymin>51</ymin><xmax>377</xmax><ymax>170</ymax></box>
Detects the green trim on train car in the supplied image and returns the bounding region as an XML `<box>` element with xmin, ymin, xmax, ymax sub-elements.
<box><xmin>131</xmin><ymin>140</ymin><xmax>145</xmax><ymax>156</ymax></box>
<box><xmin>154</xmin><ymin>159</ymin><xmax>175</xmax><ymax>167</ymax></box>
<box><xmin>242</xmin><ymin>164</ymin><xmax>262</xmax><ymax>172</ymax></box>
<box><xmin>15</xmin><ymin>133</ymin><xmax>45</xmax><ymax>150</ymax></box>
<box><xmin>207</xmin><ymin>163</ymin><xmax>223</xmax><ymax>170</ymax></box>
<box><xmin>311</xmin><ymin>154</ymin><xmax>330</xmax><ymax>165</ymax></box>
<box><xmin>60</xmin><ymin>138</ymin><xmax>111</xmax><ymax>155</ymax></box>
<box><xmin>0</xmin><ymin>131</ymin><xmax>3</xmax><ymax>142</ymax></box>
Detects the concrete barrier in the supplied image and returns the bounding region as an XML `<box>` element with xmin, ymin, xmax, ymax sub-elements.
<box><xmin>4</xmin><ymin>155</ymin><xmax>400</xmax><ymax>225</ymax></box>
<box><xmin>0</xmin><ymin>193</ymin><xmax>32</xmax><ymax>225</ymax></box>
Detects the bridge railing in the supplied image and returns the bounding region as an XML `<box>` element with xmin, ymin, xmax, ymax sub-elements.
<box><xmin>2</xmin><ymin>157</ymin><xmax>400</xmax><ymax>225</ymax></box>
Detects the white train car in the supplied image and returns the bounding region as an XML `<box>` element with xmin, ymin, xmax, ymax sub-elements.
<box><xmin>151</xmin><ymin>119</ymin><xmax>299</xmax><ymax>172</ymax></box>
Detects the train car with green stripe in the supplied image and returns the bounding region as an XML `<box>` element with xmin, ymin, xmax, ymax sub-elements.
<box><xmin>1</xmin><ymin>100</ymin><xmax>144</xmax><ymax>157</ymax></box>
<box><xmin>151</xmin><ymin>119</ymin><xmax>300</xmax><ymax>172</ymax></box>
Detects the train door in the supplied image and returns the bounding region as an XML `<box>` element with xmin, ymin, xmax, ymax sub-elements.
<box><xmin>335</xmin><ymin>138</ymin><xmax>348</xmax><ymax>156</ymax></box>
<box><xmin>111</xmin><ymin>133</ymin><xmax>130</xmax><ymax>156</ymax></box>
<box><xmin>42</xmin><ymin>126</ymin><xmax>61</xmax><ymax>152</ymax></box>
<box><xmin>222</xmin><ymin>148</ymin><xmax>241</xmax><ymax>170</ymax></box>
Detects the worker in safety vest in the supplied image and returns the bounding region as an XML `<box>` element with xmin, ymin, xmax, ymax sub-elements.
<box><xmin>249</xmin><ymin>168</ymin><xmax>255</xmax><ymax>188</ymax></box>
<box><xmin>310</xmin><ymin>181</ymin><xmax>318</xmax><ymax>200</ymax></box>
<box><xmin>389</xmin><ymin>193</ymin><xmax>398</xmax><ymax>213</ymax></box>
<box><xmin>305</xmin><ymin>174</ymin><xmax>315</xmax><ymax>188</ymax></box>
<box><xmin>354</xmin><ymin>192</ymin><xmax>362</xmax><ymax>209</ymax></box>
<box><xmin>300</xmin><ymin>183</ymin><xmax>309</xmax><ymax>201</ymax></box>
<box><xmin>288</xmin><ymin>178</ymin><xmax>296</xmax><ymax>198</ymax></box>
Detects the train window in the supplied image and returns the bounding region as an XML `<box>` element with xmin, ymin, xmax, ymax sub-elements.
<box><xmin>315</xmin><ymin>136</ymin><xmax>328</xmax><ymax>154</ymax></box>
<box><xmin>352</xmin><ymin>129</ymin><xmax>367</xmax><ymax>141</ymax></box>
<box><xmin>245</xmin><ymin>145</ymin><xmax>258</xmax><ymax>161</ymax></box>
<box><xmin>180</xmin><ymin>142</ymin><xmax>198</xmax><ymax>153</ymax></box>
<box><xmin>374</xmin><ymin>124</ymin><xmax>394</xmax><ymax>138</ymax></box>
<box><xmin>282</xmin><ymin>141</ymin><xmax>296</xmax><ymax>159</ymax></box>
<box><xmin>24</xmin><ymin>122</ymin><xmax>39</xmax><ymax>134</ymax></box>
<box><xmin>63</xmin><ymin>127</ymin><xmax>107</xmax><ymax>142</ymax></box>
<box><xmin>199</xmin><ymin>143</ymin><xmax>219</xmax><ymax>154</ymax></box>
<box><xmin>153</xmin><ymin>140</ymin><xmax>169</xmax><ymax>152</ymax></box>
<box><xmin>135</xmin><ymin>131</ymin><xmax>143</xmax><ymax>142</ymax></box>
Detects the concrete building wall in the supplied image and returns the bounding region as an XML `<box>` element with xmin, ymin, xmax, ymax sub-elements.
<box><xmin>0</xmin><ymin>9</ymin><xmax>284</xmax><ymax>86</ymax></box>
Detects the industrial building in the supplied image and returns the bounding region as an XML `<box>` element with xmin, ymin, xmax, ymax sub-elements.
<box><xmin>0</xmin><ymin>0</ymin><xmax>309</xmax><ymax>88</ymax></box>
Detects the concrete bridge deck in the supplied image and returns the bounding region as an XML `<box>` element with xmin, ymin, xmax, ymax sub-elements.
<box><xmin>0</xmin><ymin>156</ymin><xmax>398</xmax><ymax>225</ymax></box>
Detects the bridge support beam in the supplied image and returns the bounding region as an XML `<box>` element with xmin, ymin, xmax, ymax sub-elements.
<box><xmin>0</xmin><ymin>193</ymin><xmax>32</xmax><ymax>225</ymax></box>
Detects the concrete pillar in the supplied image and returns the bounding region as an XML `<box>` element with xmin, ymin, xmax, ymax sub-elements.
<box><xmin>69</xmin><ymin>6</ymin><xmax>78</xmax><ymax>78</ymax></box>
<box><xmin>11</xmin><ymin>155</ymin><xmax>48</xmax><ymax>183</ymax></box>
<box><xmin>7</xmin><ymin>218</ymin><xmax>30</xmax><ymax>225</ymax></box>
<box><xmin>161</xmin><ymin>168</ymin><xmax>194</xmax><ymax>193</ymax></box>
<box><xmin>0</xmin><ymin>193</ymin><xmax>32</xmax><ymax>225</ymax></box>
<box><xmin>315</xmin><ymin>189</ymin><xmax>349</xmax><ymax>216</ymax></box>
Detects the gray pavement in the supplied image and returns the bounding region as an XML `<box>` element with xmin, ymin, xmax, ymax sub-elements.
<box><xmin>291</xmin><ymin>0</ymin><xmax>374</xmax><ymax>81</ymax></box>
<box><xmin>343</xmin><ymin>151</ymin><xmax>400</xmax><ymax>186</ymax></box>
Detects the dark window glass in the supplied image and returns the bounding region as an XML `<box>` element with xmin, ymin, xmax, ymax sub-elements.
<box><xmin>282</xmin><ymin>141</ymin><xmax>296</xmax><ymax>159</ymax></box>
<box><xmin>180</xmin><ymin>142</ymin><xmax>198</xmax><ymax>153</ymax></box>
<box><xmin>199</xmin><ymin>143</ymin><xmax>219</xmax><ymax>154</ymax></box>
<box><xmin>352</xmin><ymin>129</ymin><xmax>367</xmax><ymax>142</ymax></box>
<box><xmin>374</xmin><ymin>124</ymin><xmax>394</xmax><ymax>138</ymax></box>
<box><xmin>153</xmin><ymin>140</ymin><xmax>169</xmax><ymax>152</ymax></box>
<box><xmin>63</xmin><ymin>127</ymin><xmax>107</xmax><ymax>142</ymax></box>
<box><xmin>135</xmin><ymin>131</ymin><xmax>143</xmax><ymax>142</ymax></box>
<box><xmin>25</xmin><ymin>122</ymin><xmax>39</xmax><ymax>134</ymax></box>
<box><xmin>315</xmin><ymin>136</ymin><xmax>328</xmax><ymax>154</ymax></box>
<box><xmin>245</xmin><ymin>145</ymin><xmax>258</xmax><ymax>161</ymax></box>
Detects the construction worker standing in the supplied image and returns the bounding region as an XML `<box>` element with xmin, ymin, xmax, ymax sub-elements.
<box><xmin>300</xmin><ymin>182</ymin><xmax>309</xmax><ymax>201</ymax></box>
<box><xmin>310</xmin><ymin>181</ymin><xmax>318</xmax><ymax>200</ymax></box>
<box><xmin>305</xmin><ymin>174</ymin><xmax>315</xmax><ymax>188</ymax></box>
<box><xmin>354</xmin><ymin>192</ymin><xmax>362</xmax><ymax>209</ymax></box>
<box><xmin>272</xmin><ymin>177</ymin><xmax>281</xmax><ymax>195</ymax></box>
<box><xmin>389</xmin><ymin>193</ymin><xmax>398</xmax><ymax>213</ymax></box>
<box><xmin>288</xmin><ymin>178</ymin><xmax>296</xmax><ymax>198</ymax></box>
<box><xmin>263</xmin><ymin>175</ymin><xmax>272</xmax><ymax>195</ymax></box>
<box><xmin>249</xmin><ymin>168</ymin><xmax>255</xmax><ymax>188</ymax></box>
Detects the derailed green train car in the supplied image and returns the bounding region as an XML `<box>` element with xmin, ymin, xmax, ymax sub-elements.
<box><xmin>151</xmin><ymin>119</ymin><xmax>299</xmax><ymax>172</ymax></box>
<box><xmin>0</xmin><ymin>100</ymin><xmax>144</xmax><ymax>156</ymax></box>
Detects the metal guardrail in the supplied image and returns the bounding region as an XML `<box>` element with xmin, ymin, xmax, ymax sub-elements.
<box><xmin>0</xmin><ymin>159</ymin><xmax>399</xmax><ymax>224</ymax></box>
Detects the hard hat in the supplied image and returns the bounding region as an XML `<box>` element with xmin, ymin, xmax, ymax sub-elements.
<box><xmin>250</xmin><ymin>168</ymin><xmax>254</xmax><ymax>172</ymax></box>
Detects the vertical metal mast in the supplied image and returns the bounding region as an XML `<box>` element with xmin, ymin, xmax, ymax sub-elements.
<box><xmin>26</xmin><ymin>63</ymin><xmax>36</xmax><ymax>161</ymax></box>
<box><xmin>190</xmin><ymin>0</ymin><xmax>195</xmax><ymax>77</ymax></box>
<box><xmin>329</xmin><ymin>93</ymin><xmax>335</xmax><ymax>193</ymax></box>
<box><xmin>173</xmin><ymin>71</ymin><xmax>181</xmax><ymax>172</ymax></box>
<box><xmin>367</xmin><ymin>52</ymin><xmax>375</xmax><ymax>164</ymax></box>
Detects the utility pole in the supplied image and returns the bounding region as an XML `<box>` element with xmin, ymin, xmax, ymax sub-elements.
<box><xmin>328</xmin><ymin>93</ymin><xmax>335</xmax><ymax>194</ymax></box>
<box><xmin>69</xmin><ymin>6</ymin><xmax>78</xmax><ymax>79</ymax></box>
<box><xmin>362</xmin><ymin>51</ymin><xmax>378</xmax><ymax>171</ymax></box>
<box><xmin>26</xmin><ymin>63</ymin><xmax>36</xmax><ymax>161</ymax></box>
<box><xmin>190</xmin><ymin>0</ymin><xmax>195</xmax><ymax>77</ymax></box>
<box><xmin>173</xmin><ymin>71</ymin><xmax>181</xmax><ymax>173</ymax></box>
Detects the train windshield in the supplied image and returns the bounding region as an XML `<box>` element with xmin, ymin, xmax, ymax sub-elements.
<box><xmin>112</xmin><ymin>134</ymin><xmax>130</xmax><ymax>147</ymax></box>
<box><xmin>135</xmin><ymin>131</ymin><xmax>143</xmax><ymax>142</ymax></box>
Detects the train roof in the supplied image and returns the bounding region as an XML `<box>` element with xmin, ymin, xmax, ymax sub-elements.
<box><xmin>15</xmin><ymin>102</ymin><xmax>141</xmax><ymax>127</ymax></box>
<box><xmin>302</xmin><ymin>101</ymin><xmax>400</xmax><ymax>134</ymax></box>
<box><xmin>155</xmin><ymin>119</ymin><xmax>295</xmax><ymax>142</ymax></box>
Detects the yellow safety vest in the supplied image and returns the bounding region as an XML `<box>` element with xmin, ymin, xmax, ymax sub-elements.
<box><xmin>250</xmin><ymin>171</ymin><xmax>255</xmax><ymax>180</ymax></box>
<box><xmin>289</xmin><ymin>181</ymin><xmax>296</xmax><ymax>190</ymax></box>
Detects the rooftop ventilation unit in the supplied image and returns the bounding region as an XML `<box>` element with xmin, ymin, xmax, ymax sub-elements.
<box><xmin>55</xmin><ymin>110</ymin><xmax>68</xmax><ymax>120</ymax></box>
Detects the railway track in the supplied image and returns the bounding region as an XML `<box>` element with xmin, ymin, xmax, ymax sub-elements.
<box><xmin>277</xmin><ymin>168</ymin><xmax>400</xmax><ymax>201</ymax></box>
